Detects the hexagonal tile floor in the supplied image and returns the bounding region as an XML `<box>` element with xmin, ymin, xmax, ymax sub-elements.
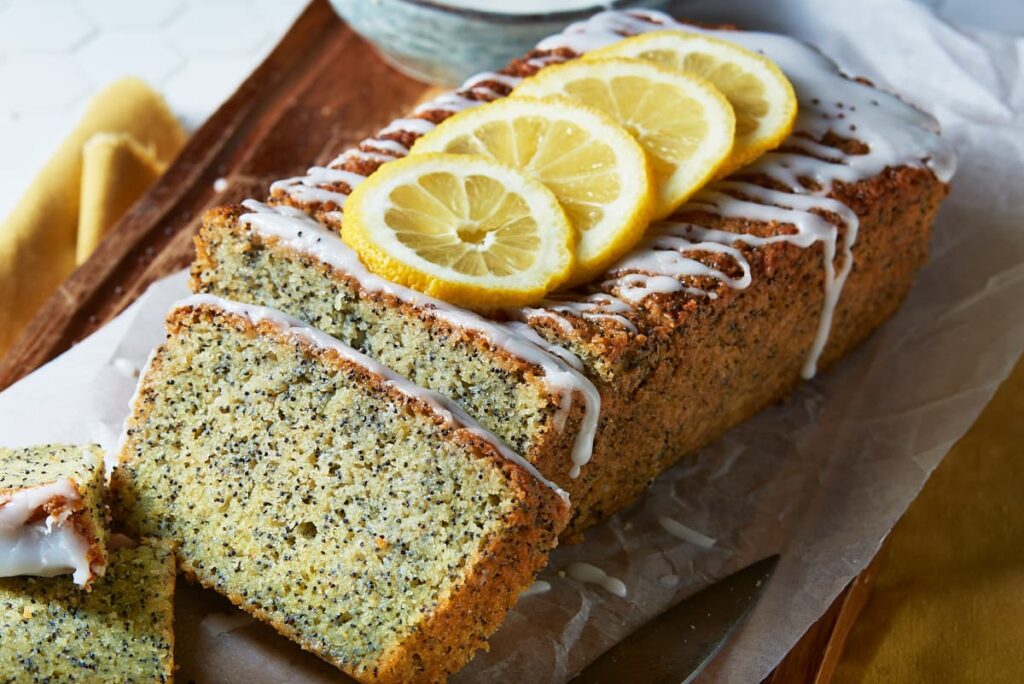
<box><xmin>0</xmin><ymin>0</ymin><xmax>306</xmax><ymax>218</ymax></box>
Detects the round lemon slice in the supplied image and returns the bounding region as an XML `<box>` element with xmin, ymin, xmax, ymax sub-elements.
<box><xmin>410</xmin><ymin>97</ymin><xmax>653</xmax><ymax>286</ymax></box>
<box><xmin>584</xmin><ymin>31</ymin><xmax>797</xmax><ymax>174</ymax></box>
<box><xmin>342</xmin><ymin>153</ymin><xmax>575</xmax><ymax>311</ymax></box>
<box><xmin>513</xmin><ymin>58</ymin><xmax>735</xmax><ymax>219</ymax></box>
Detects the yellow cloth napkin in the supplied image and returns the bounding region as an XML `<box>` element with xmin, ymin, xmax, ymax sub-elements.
<box><xmin>835</xmin><ymin>354</ymin><xmax>1024</xmax><ymax>683</ymax></box>
<box><xmin>77</xmin><ymin>132</ymin><xmax>170</xmax><ymax>265</ymax></box>
<box><xmin>0</xmin><ymin>77</ymin><xmax>185</xmax><ymax>356</ymax></box>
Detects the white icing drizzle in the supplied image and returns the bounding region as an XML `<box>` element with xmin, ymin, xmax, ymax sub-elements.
<box><xmin>567</xmin><ymin>562</ymin><xmax>628</xmax><ymax>597</ymax></box>
<box><xmin>462</xmin><ymin>71</ymin><xmax>523</xmax><ymax>90</ymax></box>
<box><xmin>0</xmin><ymin>476</ymin><xmax>96</xmax><ymax>585</ymax></box>
<box><xmin>610</xmin><ymin>228</ymin><xmax>752</xmax><ymax>304</ymax></box>
<box><xmin>520</xmin><ymin>579</ymin><xmax>552</xmax><ymax>597</ymax></box>
<box><xmin>525</xmin><ymin>53</ymin><xmax>569</xmax><ymax>70</ymax></box>
<box><xmin>276</xmin><ymin>61</ymin><xmax>528</xmax><ymax>212</ymax></box>
<box><xmin>522</xmin><ymin>293</ymin><xmax>638</xmax><ymax>334</ymax></box>
<box><xmin>658</xmin><ymin>517</ymin><xmax>717</xmax><ymax>549</ymax></box>
<box><xmin>414</xmin><ymin>92</ymin><xmax>480</xmax><ymax>115</ymax></box>
<box><xmin>237</xmin><ymin>201</ymin><xmax>601</xmax><ymax>479</ymax></box>
<box><xmin>174</xmin><ymin>292</ymin><xmax>570</xmax><ymax>502</ymax></box>
<box><xmin>270</xmin><ymin>165</ymin><xmax>367</xmax><ymax>208</ymax></box>
<box><xmin>502</xmin><ymin>321</ymin><xmax>585</xmax><ymax>372</ymax></box>
<box><xmin>686</xmin><ymin>181</ymin><xmax>860</xmax><ymax>377</ymax></box>
<box><xmin>363</xmin><ymin>138</ymin><xmax>410</xmax><ymax>156</ymax></box>
<box><xmin>250</xmin><ymin>8</ymin><xmax>958</xmax><ymax>482</ymax></box>
<box><xmin>268</xmin><ymin>178</ymin><xmax>350</xmax><ymax>207</ymax></box>
<box><xmin>518</xmin><ymin>9</ymin><xmax>955</xmax><ymax>378</ymax></box>
<box><xmin>337</xmin><ymin>148</ymin><xmax>400</xmax><ymax>164</ymax></box>
<box><xmin>112</xmin><ymin>356</ymin><xmax>140</xmax><ymax>378</ymax></box>
<box><xmin>379</xmin><ymin>117</ymin><xmax>436</xmax><ymax>137</ymax></box>
<box><xmin>304</xmin><ymin>166</ymin><xmax>368</xmax><ymax>188</ymax></box>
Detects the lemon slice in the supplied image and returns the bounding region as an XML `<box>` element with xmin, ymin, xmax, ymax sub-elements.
<box><xmin>513</xmin><ymin>58</ymin><xmax>735</xmax><ymax>218</ymax></box>
<box><xmin>584</xmin><ymin>31</ymin><xmax>797</xmax><ymax>174</ymax></box>
<box><xmin>342</xmin><ymin>153</ymin><xmax>575</xmax><ymax>311</ymax></box>
<box><xmin>410</xmin><ymin>97</ymin><xmax>653</xmax><ymax>286</ymax></box>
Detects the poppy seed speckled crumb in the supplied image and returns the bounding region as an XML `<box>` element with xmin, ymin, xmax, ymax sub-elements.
<box><xmin>191</xmin><ymin>212</ymin><xmax>588</xmax><ymax>493</ymax></box>
<box><xmin>0</xmin><ymin>539</ymin><xmax>175</xmax><ymax>683</ymax></box>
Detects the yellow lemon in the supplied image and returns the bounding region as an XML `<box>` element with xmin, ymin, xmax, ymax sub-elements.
<box><xmin>585</xmin><ymin>30</ymin><xmax>798</xmax><ymax>174</ymax></box>
<box><xmin>514</xmin><ymin>57</ymin><xmax>736</xmax><ymax>217</ymax></box>
<box><xmin>342</xmin><ymin>153</ymin><xmax>575</xmax><ymax>311</ymax></box>
<box><xmin>410</xmin><ymin>97</ymin><xmax>654</xmax><ymax>286</ymax></box>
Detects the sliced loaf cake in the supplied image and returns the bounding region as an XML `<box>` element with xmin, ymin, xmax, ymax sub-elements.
<box><xmin>0</xmin><ymin>445</ymin><xmax>108</xmax><ymax>588</ymax></box>
<box><xmin>110</xmin><ymin>295</ymin><xmax>570</xmax><ymax>683</ymax></box>
<box><xmin>193</xmin><ymin>9</ymin><xmax>954</xmax><ymax>538</ymax></box>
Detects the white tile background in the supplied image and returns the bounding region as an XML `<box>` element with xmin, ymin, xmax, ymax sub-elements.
<box><xmin>0</xmin><ymin>0</ymin><xmax>306</xmax><ymax>219</ymax></box>
<box><xmin>0</xmin><ymin>0</ymin><xmax>1021</xmax><ymax>220</ymax></box>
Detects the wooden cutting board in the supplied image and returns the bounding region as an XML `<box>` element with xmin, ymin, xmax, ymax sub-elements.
<box><xmin>0</xmin><ymin>1</ymin><xmax>878</xmax><ymax>680</ymax></box>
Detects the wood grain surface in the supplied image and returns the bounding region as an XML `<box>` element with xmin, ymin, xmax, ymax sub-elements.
<box><xmin>0</xmin><ymin>1</ymin><xmax>878</xmax><ymax>680</ymax></box>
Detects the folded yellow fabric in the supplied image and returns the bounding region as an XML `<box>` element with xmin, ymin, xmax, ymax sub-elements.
<box><xmin>0</xmin><ymin>77</ymin><xmax>185</xmax><ymax>356</ymax></box>
<box><xmin>835</xmin><ymin>354</ymin><xmax>1024</xmax><ymax>683</ymax></box>
<box><xmin>77</xmin><ymin>132</ymin><xmax>168</xmax><ymax>264</ymax></box>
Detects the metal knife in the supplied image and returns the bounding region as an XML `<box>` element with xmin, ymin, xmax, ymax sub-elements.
<box><xmin>570</xmin><ymin>555</ymin><xmax>779</xmax><ymax>684</ymax></box>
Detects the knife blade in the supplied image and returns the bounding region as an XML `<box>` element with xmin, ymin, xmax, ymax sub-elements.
<box><xmin>570</xmin><ymin>555</ymin><xmax>779</xmax><ymax>684</ymax></box>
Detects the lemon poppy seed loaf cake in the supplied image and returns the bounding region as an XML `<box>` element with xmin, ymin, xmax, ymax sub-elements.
<box><xmin>110</xmin><ymin>295</ymin><xmax>569</xmax><ymax>683</ymax></box>
<box><xmin>0</xmin><ymin>539</ymin><xmax>175</xmax><ymax>683</ymax></box>
<box><xmin>0</xmin><ymin>445</ymin><xmax>108</xmax><ymax>589</ymax></box>
<box><xmin>193</xmin><ymin>10</ymin><xmax>955</xmax><ymax>537</ymax></box>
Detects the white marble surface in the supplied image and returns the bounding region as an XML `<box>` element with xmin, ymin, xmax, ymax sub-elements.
<box><xmin>0</xmin><ymin>0</ymin><xmax>1020</xmax><ymax>220</ymax></box>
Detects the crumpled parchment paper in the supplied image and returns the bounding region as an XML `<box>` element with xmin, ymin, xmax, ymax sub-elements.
<box><xmin>1</xmin><ymin>0</ymin><xmax>1022</xmax><ymax>681</ymax></box>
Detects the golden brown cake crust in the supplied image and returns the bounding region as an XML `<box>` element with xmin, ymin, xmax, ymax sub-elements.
<box><xmin>559</xmin><ymin>165</ymin><xmax>948</xmax><ymax>534</ymax></box>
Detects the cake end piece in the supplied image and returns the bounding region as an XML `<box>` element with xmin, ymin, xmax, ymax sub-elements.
<box><xmin>0</xmin><ymin>445</ymin><xmax>108</xmax><ymax>589</ymax></box>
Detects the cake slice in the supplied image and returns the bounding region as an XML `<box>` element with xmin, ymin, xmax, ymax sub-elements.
<box><xmin>0</xmin><ymin>445</ymin><xmax>108</xmax><ymax>588</ymax></box>
<box><xmin>110</xmin><ymin>295</ymin><xmax>570</xmax><ymax>683</ymax></box>
<box><xmin>193</xmin><ymin>202</ymin><xmax>601</xmax><ymax>490</ymax></box>
<box><xmin>0</xmin><ymin>539</ymin><xmax>176</xmax><ymax>683</ymax></box>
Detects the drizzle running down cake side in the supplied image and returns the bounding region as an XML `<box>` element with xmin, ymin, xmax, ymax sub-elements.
<box><xmin>110</xmin><ymin>295</ymin><xmax>570</xmax><ymax>684</ymax></box>
<box><xmin>193</xmin><ymin>9</ymin><xmax>955</xmax><ymax>536</ymax></box>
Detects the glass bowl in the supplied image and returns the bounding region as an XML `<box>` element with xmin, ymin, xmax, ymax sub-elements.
<box><xmin>329</xmin><ymin>0</ymin><xmax>672</xmax><ymax>86</ymax></box>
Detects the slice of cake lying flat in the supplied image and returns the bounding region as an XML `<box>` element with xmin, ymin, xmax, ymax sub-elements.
<box><xmin>0</xmin><ymin>539</ymin><xmax>175</xmax><ymax>683</ymax></box>
<box><xmin>111</xmin><ymin>295</ymin><xmax>570</xmax><ymax>683</ymax></box>
<box><xmin>0</xmin><ymin>445</ymin><xmax>108</xmax><ymax>589</ymax></box>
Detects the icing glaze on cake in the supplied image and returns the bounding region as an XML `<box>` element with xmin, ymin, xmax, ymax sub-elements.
<box><xmin>270</xmin><ymin>9</ymin><xmax>955</xmax><ymax>383</ymax></box>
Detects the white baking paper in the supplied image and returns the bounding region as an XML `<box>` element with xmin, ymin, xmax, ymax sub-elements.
<box><xmin>1</xmin><ymin>1</ymin><xmax>1022</xmax><ymax>681</ymax></box>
